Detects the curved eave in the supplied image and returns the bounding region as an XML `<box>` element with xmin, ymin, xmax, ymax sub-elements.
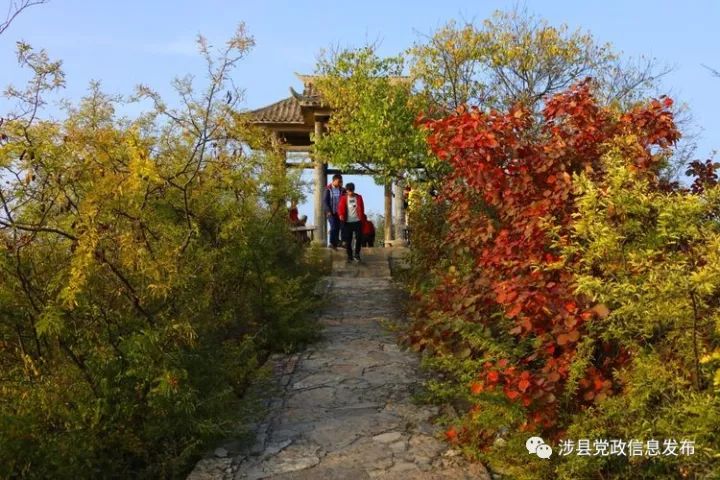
<box><xmin>249</xmin><ymin>96</ymin><xmax>304</xmax><ymax>124</ymax></box>
<box><xmin>249</xmin><ymin>121</ymin><xmax>308</xmax><ymax>128</ymax></box>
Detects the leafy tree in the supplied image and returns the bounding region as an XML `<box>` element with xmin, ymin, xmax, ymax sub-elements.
<box><xmin>408</xmin><ymin>7</ymin><xmax>671</xmax><ymax>114</ymax></box>
<box><xmin>555</xmin><ymin>145</ymin><xmax>720</xmax><ymax>479</ymax></box>
<box><xmin>313</xmin><ymin>45</ymin><xmax>432</xmax><ymax>184</ymax></box>
<box><xmin>403</xmin><ymin>80</ymin><xmax>720</xmax><ymax>478</ymax></box>
<box><xmin>407</xmin><ymin>7</ymin><xmax>697</xmax><ymax>186</ymax></box>
<box><xmin>0</xmin><ymin>25</ymin><xmax>321</xmax><ymax>479</ymax></box>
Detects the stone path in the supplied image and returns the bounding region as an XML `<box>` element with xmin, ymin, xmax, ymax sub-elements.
<box><xmin>188</xmin><ymin>248</ymin><xmax>490</xmax><ymax>480</ymax></box>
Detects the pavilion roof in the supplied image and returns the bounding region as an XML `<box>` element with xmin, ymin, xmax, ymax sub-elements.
<box><xmin>250</xmin><ymin>96</ymin><xmax>304</xmax><ymax>124</ymax></box>
<box><xmin>250</xmin><ymin>73</ymin><xmax>326</xmax><ymax>125</ymax></box>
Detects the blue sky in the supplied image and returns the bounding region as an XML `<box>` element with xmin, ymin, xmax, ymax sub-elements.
<box><xmin>1</xmin><ymin>0</ymin><xmax>719</xmax><ymax>218</ymax></box>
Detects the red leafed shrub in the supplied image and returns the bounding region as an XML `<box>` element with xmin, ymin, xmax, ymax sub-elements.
<box><xmin>408</xmin><ymin>80</ymin><xmax>679</xmax><ymax>432</ymax></box>
<box><xmin>686</xmin><ymin>158</ymin><xmax>720</xmax><ymax>193</ymax></box>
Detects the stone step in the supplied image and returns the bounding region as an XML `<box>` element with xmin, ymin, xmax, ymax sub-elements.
<box><xmin>329</xmin><ymin>248</ymin><xmax>392</xmax><ymax>278</ymax></box>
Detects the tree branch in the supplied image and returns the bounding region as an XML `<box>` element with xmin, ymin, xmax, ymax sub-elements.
<box><xmin>0</xmin><ymin>0</ymin><xmax>47</xmax><ymax>36</ymax></box>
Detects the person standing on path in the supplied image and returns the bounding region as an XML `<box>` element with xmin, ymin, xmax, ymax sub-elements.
<box><xmin>361</xmin><ymin>214</ymin><xmax>375</xmax><ymax>247</ymax></box>
<box><xmin>338</xmin><ymin>182</ymin><xmax>365</xmax><ymax>262</ymax></box>
<box><xmin>323</xmin><ymin>173</ymin><xmax>345</xmax><ymax>250</ymax></box>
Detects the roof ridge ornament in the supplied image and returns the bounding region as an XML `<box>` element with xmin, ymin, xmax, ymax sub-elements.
<box><xmin>289</xmin><ymin>86</ymin><xmax>303</xmax><ymax>100</ymax></box>
<box><xmin>250</xmin><ymin>75</ymin><xmax>329</xmax><ymax>125</ymax></box>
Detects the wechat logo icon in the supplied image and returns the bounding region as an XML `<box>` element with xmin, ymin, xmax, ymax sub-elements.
<box><xmin>526</xmin><ymin>436</ymin><xmax>552</xmax><ymax>459</ymax></box>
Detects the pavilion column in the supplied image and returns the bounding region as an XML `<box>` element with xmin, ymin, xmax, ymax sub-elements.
<box><xmin>384</xmin><ymin>181</ymin><xmax>393</xmax><ymax>246</ymax></box>
<box><xmin>393</xmin><ymin>179</ymin><xmax>406</xmax><ymax>246</ymax></box>
<box><xmin>313</xmin><ymin>119</ymin><xmax>327</xmax><ymax>245</ymax></box>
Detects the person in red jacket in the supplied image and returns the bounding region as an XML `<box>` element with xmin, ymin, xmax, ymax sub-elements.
<box><xmin>288</xmin><ymin>200</ymin><xmax>306</xmax><ymax>227</ymax></box>
<box><xmin>337</xmin><ymin>182</ymin><xmax>365</xmax><ymax>262</ymax></box>
<box><xmin>361</xmin><ymin>214</ymin><xmax>375</xmax><ymax>247</ymax></box>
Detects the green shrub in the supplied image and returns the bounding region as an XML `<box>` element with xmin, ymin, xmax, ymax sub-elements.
<box><xmin>0</xmin><ymin>33</ymin><xmax>323</xmax><ymax>479</ymax></box>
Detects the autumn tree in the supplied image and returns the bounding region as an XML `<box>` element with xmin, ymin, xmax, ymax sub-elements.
<box><xmin>408</xmin><ymin>7</ymin><xmax>672</xmax><ymax>114</ymax></box>
<box><xmin>403</xmin><ymin>73</ymin><xmax>720</xmax><ymax>477</ymax></box>
<box><xmin>0</xmin><ymin>25</ymin><xmax>321</xmax><ymax>478</ymax></box>
<box><xmin>555</xmin><ymin>145</ymin><xmax>720</xmax><ymax>479</ymax></box>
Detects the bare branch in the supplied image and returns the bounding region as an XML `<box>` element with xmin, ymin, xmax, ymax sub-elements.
<box><xmin>0</xmin><ymin>0</ymin><xmax>47</xmax><ymax>36</ymax></box>
<box><xmin>702</xmin><ymin>64</ymin><xmax>720</xmax><ymax>78</ymax></box>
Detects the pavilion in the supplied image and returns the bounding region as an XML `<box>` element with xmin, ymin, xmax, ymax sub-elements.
<box><xmin>249</xmin><ymin>74</ymin><xmax>406</xmax><ymax>246</ymax></box>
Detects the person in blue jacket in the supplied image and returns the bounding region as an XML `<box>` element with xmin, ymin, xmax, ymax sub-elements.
<box><xmin>323</xmin><ymin>173</ymin><xmax>345</xmax><ymax>249</ymax></box>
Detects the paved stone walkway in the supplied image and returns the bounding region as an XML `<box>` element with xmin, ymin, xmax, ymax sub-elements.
<box><xmin>189</xmin><ymin>248</ymin><xmax>490</xmax><ymax>480</ymax></box>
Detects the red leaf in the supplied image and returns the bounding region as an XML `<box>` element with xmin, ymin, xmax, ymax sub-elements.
<box><xmin>518</xmin><ymin>379</ymin><xmax>531</xmax><ymax>392</ymax></box>
<box><xmin>506</xmin><ymin>303</ymin><xmax>522</xmax><ymax>318</ymax></box>
<box><xmin>506</xmin><ymin>389</ymin><xmax>521</xmax><ymax>400</ymax></box>
<box><xmin>593</xmin><ymin>377</ymin><xmax>605</xmax><ymax>391</ymax></box>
